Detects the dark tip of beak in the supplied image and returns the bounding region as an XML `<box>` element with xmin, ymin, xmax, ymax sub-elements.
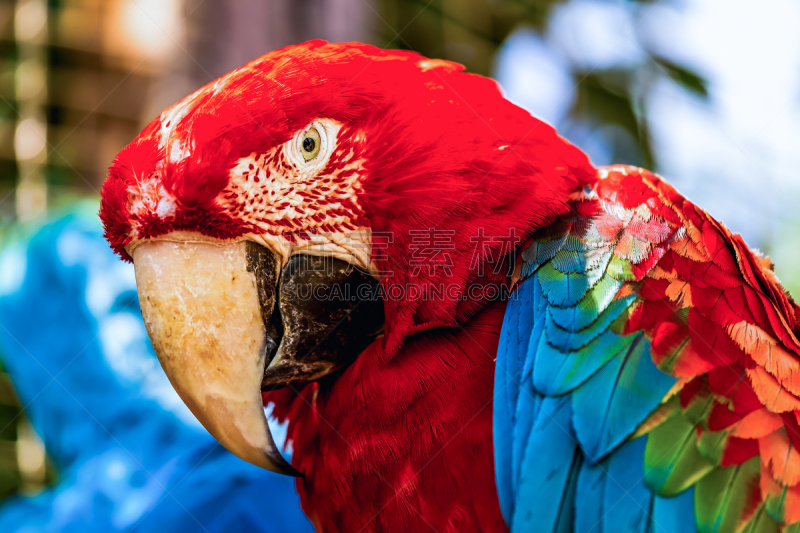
<box><xmin>266</xmin><ymin>447</ymin><xmax>304</xmax><ymax>478</ymax></box>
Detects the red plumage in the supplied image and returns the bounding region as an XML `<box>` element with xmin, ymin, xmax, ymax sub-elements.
<box><xmin>100</xmin><ymin>40</ymin><xmax>800</xmax><ymax>531</ymax></box>
<box><xmin>101</xmin><ymin>40</ymin><xmax>593</xmax><ymax>531</ymax></box>
<box><xmin>267</xmin><ymin>301</ymin><xmax>509</xmax><ymax>532</ymax></box>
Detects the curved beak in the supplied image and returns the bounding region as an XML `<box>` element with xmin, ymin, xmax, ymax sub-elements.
<box><xmin>131</xmin><ymin>236</ymin><xmax>383</xmax><ymax>476</ymax></box>
<box><xmin>132</xmin><ymin>239</ymin><xmax>299</xmax><ymax>476</ymax></box>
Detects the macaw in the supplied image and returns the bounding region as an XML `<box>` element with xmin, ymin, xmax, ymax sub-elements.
<box><xmin>0</xmin><ymin>209</ymin><xmax>313</xmax><ymax>532</ymax></box>
<box><xmin>99</xmin><ymin>40</ymin><xmax>800</xmax><ymax>533</ymax></box>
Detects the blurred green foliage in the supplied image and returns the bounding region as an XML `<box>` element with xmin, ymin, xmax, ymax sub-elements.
<box><xmin>377</xmin><ymin>0</ymin><xmax>708</xmax><ymax>170</ymax></box>
<box><xmin>0</xmin><ymin>365</ymin><xmax>22</xmax><ymax>501</ymax></box>
<box><xmin>0</xmin><ymin>355</ymin><xmax>56</xmax><ymax>502</ymax></box>
<box><xmin>0</xmin><ymin>220</ymin><xmax>58</xmax><ymax>503</ymax></box>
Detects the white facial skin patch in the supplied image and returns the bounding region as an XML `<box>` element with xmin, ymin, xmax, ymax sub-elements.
<box><xmin>217</xmin><ymin>118</ymin><xmax>376</xmax><ymax>274</ymax></box>
<box><xmin>126</xmin><ymin>117</ymin><xmax>377</xmax><ymax>276</ymax></box>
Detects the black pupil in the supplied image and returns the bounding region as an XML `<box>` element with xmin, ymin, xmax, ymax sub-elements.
<box><xmin>303</xmin><ymin>136</ymin><xmax>316</xmax><ymax>153</ymax></box>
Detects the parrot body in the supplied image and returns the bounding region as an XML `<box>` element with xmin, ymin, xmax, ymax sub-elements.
<box><xmin>99</xmin><ymin>41</ymin><xmax>800</xmax><ymax>532</ymax></box>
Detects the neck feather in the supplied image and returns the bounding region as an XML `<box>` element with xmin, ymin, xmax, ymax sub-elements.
<box><xmin>267</xmin><ymin>299</ymin><xmax>509</xmax><ymax>533</ymax></box>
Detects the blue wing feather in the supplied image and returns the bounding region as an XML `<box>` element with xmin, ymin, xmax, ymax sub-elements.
<box><xmin>533</xmin><ymin>329</ymin><xmax>638</xmax><ymax>396</ymax></box>
<box><xmin>538</xmin><ymin>262</ymin><xmax>592</xmax><ymax>307</ymax></box>
<box><xmin>511</xmin><ymin>397</ymin><xmax>582</xmax><ymax>532</ymax></box>
<box><xmin>572</xmin><ymin>334</ymin><xmax>674</xmax><ymax>462</ymax></box>
<box><xmin>600</xmin><ymin>438</ymin><xmax>654</xmax><ymax>533</ymax></box>
<box><xmin>653</xmin><ymin>489</ymin><xmax>697</xmax><ymax>533</ymax></box>
<box><xmin>548</xmin><ymin>270</ymin><xmax>621</xmax><ymax>331</ymax></box>
<box><xmin>575</xmin><ymin>452</ymin><xmax>606</xmax><ymax>533</ymax></box>
<box><xmin>545</xmin><ymin>293</ymin><xmax>635</xmax><ymax>352</ymax></box>
<box><xmin>575</xmin><ymin>438</ymin><xmax>691</xmax><ymax>533</ymax></box>
<box><xmin>494</xmin><ymin>208</ymin><xmax>696</xmax><ymax>532</ymax></box>
<box><xmin>494</xmin><ymin>274</ymin><xmax>536</xmax><ymax>523</ymax></box>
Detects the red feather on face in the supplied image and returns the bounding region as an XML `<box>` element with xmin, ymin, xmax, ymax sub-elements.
<box><xmin>101</xmin><ymin>40</ymin><xmax>596</xmax><ymax>532</ymax></box>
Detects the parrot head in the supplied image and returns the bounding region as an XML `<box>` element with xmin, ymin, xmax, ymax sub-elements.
<box><xmin>100</xmin><ymin>40</ymin><xmax>594</xmax><ymax>477</ymax></box>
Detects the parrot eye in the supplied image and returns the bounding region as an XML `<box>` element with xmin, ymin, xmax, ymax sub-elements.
<box><xmin>301</xmin><ymin>128</ymin><xmax>321</xmax><ymax>161</ymax></box>
<box><xmin>286</xmin><ymin>119</ymin><xmax>339</xmax><ymax>169</ymax></box>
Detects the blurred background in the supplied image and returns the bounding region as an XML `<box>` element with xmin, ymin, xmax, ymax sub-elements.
<box><xmin>0</xmin><ymin>0</ymin><xmax>797</xmax><ymax>524</ymax></box>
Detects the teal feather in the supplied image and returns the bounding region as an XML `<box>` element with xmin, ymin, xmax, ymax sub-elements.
<box><xmin>537</xmin><ymin>262</ymin><xmax>591</xmax><ymax>307</ymax></box>
<box><xmin>534</xmin><ymin>330</ymin><xmax>637</xmax><ymax>396</ymax></box>
<box><xmin>551</xmin><ymin>249</ymin><xmax>587</xmax><ymax>274</ymax></box>
<box><xmin>521</xmin><ymin>234</ymin><xmax>568</xmax><ymax>276</ymax></box>
<box><xmin>511</xmin><ymin>397</ymin><xmax>582</xmax><ymax>532</ymax></box>
<box><xmin>545</xmin><ymin>294</ymin><xmax>635</xmax><ymax>352</ymax></box>
<box><xmin>511</xmin><ymin>278</ymin><xmax>547</xmax><ymax>506</ymax></box>
<box><xmin>572</xmin><ymin>334</ymin><xmax>674</xmax><ymax>462</ymax></box>
<box><xmin>563</xmin><ymin>233</ymin><xmax>590</xmax><ymax>252</ymax></box>
<box><xmin>575</xmin><ymin>438</ymin><xmax>655</xmax><ymax>533</ymax></box>
<box><xmin>548</xmin><ymin>274</ymin><xmax>623</xmax><ymax>332</ymax></box>
<box><xmin>653</xmin><ymin>489</ymin><xmax>698</xmax><ymax>533</ymax></box>
<box><xmin>575</xmin><ymin>454</ymin><xmax>605</xmax><ymax>532</ymax></box>
<box><xmin>511</xmin><ymin>381</ymin><xmax>542</xmax><ymax>508</ymax></box>
<box><xmin>601</xmin><ymin>438</ymin><xmax>654</xmax><ymax>533</ymax></box>
<box><xmin>494</xmin><ymin>277</ymin><xmax>536</xmax><ymax>522</ymax></box>
<box><xmin>521</xmin><ymin>277</ymin><xmax>547</xmax><ymax>382</ymax></box>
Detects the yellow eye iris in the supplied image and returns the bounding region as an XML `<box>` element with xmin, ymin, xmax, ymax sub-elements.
<box><xmin>301</xmin><ymin>128</ymin><xmax>321</xmax><ymax>161</ymax></box>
